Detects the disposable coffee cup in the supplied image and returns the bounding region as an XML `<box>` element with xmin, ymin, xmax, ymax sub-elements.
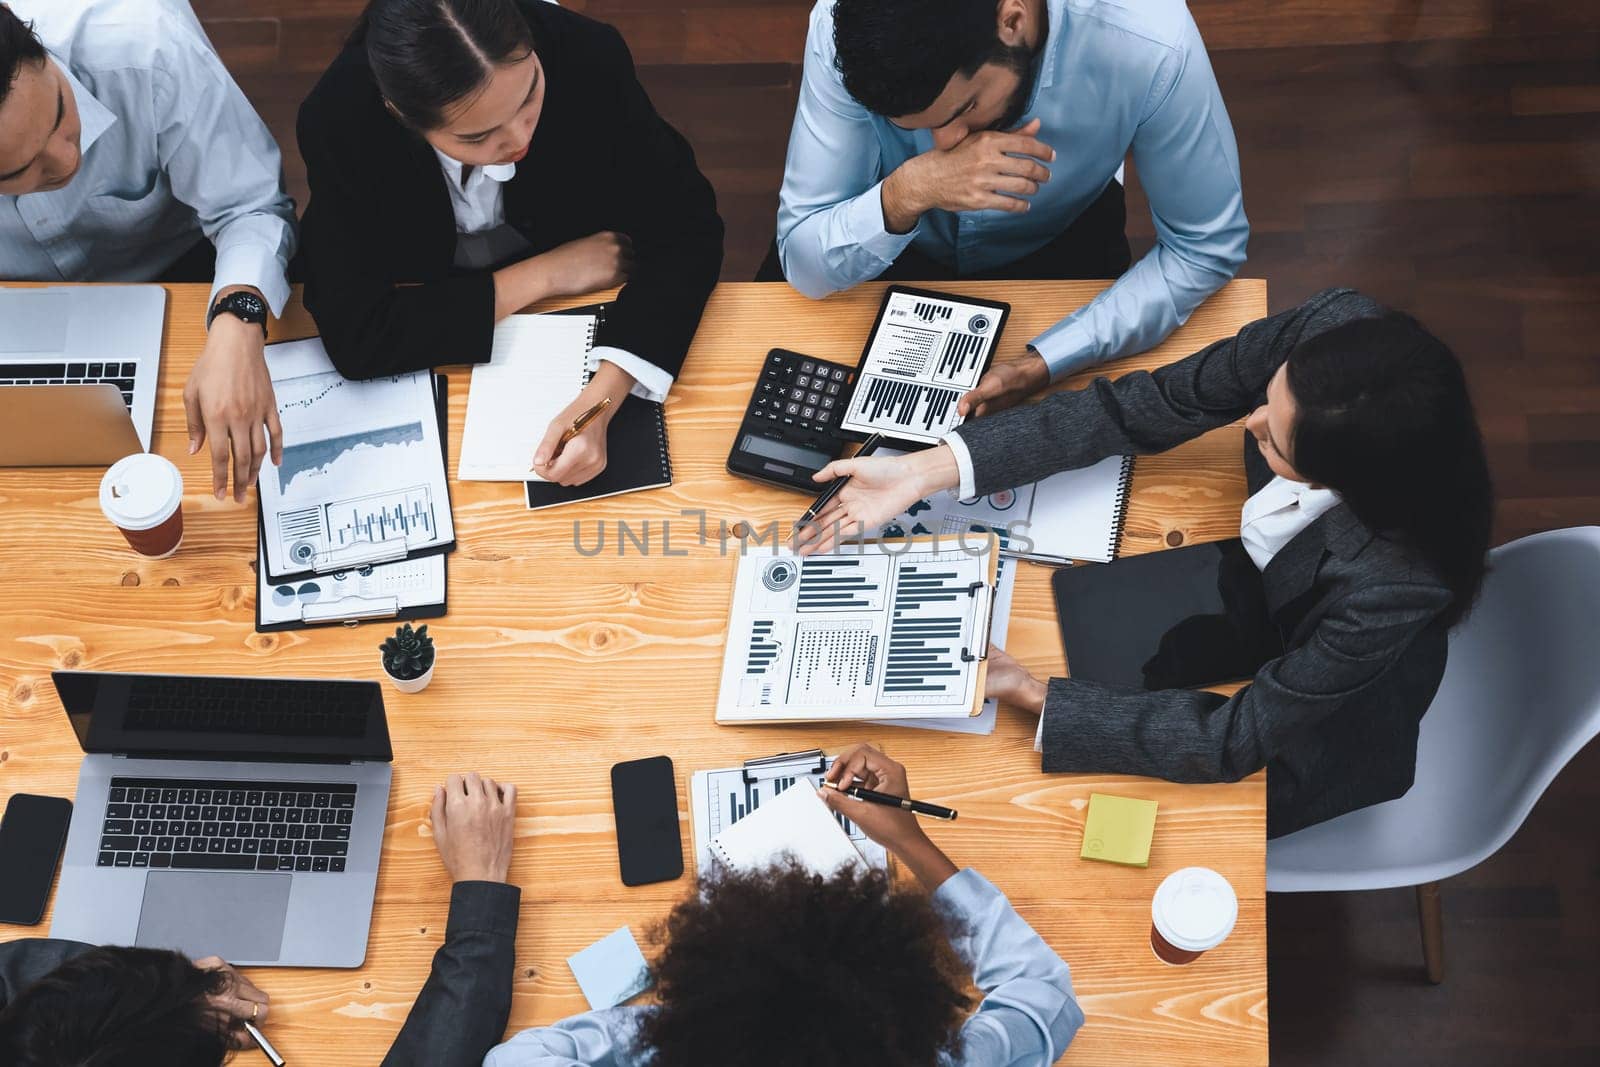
<box><xmin>1151</xmin><ymin>866</ymin><xmax>1237</xmax><ymax>965</ymax></box>
<box><xmin>99</xmin><ymin>454</ymin><xmax>184</xmax><ymax>558</ymax></box>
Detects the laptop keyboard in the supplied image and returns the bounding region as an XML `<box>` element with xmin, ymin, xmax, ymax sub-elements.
<box><xmin>0</xmin><ymin>361</ymin><xmax>139</xmax><ymax>409</ymax></box>
<box><xmin>98</xmin><ymin>776</ymin><xmax>356</xmax><ymax>874</ymax></box>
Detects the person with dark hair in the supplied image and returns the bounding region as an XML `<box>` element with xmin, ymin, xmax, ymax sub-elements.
<box><xmin>297</xmin><ymin>0</ymin><xmax>724</xmax><ymax>487</ymax></box>
<box><xmin>0</xmin><ymin>0</ymin><xmax>298</xmax><ymax>504</ymax></box>
<box><xmin>768</xmin><ymin>0</ymin><xmax>1247</xmax><ymax>417</ymax></box>
<box><xmin>0</xmin><ymin>771</ymin><xmax>521</xmax><ymax>1066</ymax></box>
<box><xmin>485</xmin><ymin>744</ymin><xmax>1082</xmax><ymax>1065</ymax></box>
<box><xmin>797</xmin><ymin>290</ymin><xmax>1494</xmax><ymax>838</ymax></box>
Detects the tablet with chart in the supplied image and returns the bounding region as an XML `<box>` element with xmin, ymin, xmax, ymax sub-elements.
<box><xmin>839</xmin><ymin>286</ymin><xmax>1010</xmax><ymax>446</ymax></box>
<box><xmin>715</xmin><ymin>536</ymin><xmax>998</xmax><ymax>723</ymax></box>
<box><xmin>258</xmin><ymin>338</ymin><xmax>454</xmax><ymax>580</ymax></box>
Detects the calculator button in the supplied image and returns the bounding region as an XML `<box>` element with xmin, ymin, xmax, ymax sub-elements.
<box><xmin>761</xmin><ymin>382</ymin><xmax>774</xmax><ymax>393</ymax></box>
<box><xmin>806</xmin><ymin>392</ymin><xmax>821</xmax><ymax>405</ymax></box>
<box><xmin>795</xmin><ymin>375</ymin><xmax>810</xmax><ymax>388</ymax></box>
<box><xmin>826</xmin><ymin>381</ymin><xmax>841</xmax><ymax>395</ymax></box>
<box><xmin>800</xmin><ymin>361</ymin><xmax>815</xmax><ymax>374</ymax></box>
<box><xmin>821</xmin><ymin>396</ymin><xmax>836</xmax><ymax>409</ymax></box>
<box><xmin>816</xmin><ymin>410</ymin><xmax>833</xmax><ymax>425</ymax></box>
<box><xmin>832</xmin><ymin>368</ymin><xmax>847</xmax><ymax>381</ymax></box>
<box><xmin>802</xmin><ymin>406</ymin><xmax>816</xmax><ymax>419</ymax></box>
<box><xmin>789</xmin><ymin>387</ymin><xmax>806</xmax><ymax>401</ymax></box>
<box><xmin>783</xmin><ymin>417</ymin><xmax>796</xmax><ymax>426</ymax></box>
<box><xmin>785</xmin><ymin>402</ymin><xmax>801</xmax><ymax>415</ymax></box>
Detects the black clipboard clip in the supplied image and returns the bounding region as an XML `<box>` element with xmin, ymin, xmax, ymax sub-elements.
<box><xmin>741</xmin><ymin>748</ymin><xmax>829</xmax><ymax>785</ymax></box>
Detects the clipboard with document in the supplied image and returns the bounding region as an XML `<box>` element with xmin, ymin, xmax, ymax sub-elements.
<box><xmin>256</xmin><ymin>339</ymin><xmax>456</xmax><ymax>582</ymax></box>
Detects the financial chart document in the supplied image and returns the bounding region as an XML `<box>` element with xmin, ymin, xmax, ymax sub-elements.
<box><xmin>689</xmin><ymin>754</ymin><xmax>890</xmax><ymax>876</ymax></box>
<box><xmin>839</xmin><ymin>290</ymin><xmax>1005</xmax><ymax>445</ymax></box>
<box><xmin>716</xmin><ymin>538</ymin><xmax>997</xmax><ymax>722</ymax></box>
<box><xmin>258</xmin><ymin>338</ymin><xmax>455</xmax><ymax>578</ymax></box>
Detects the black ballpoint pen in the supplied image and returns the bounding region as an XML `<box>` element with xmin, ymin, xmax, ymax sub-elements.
<box><xmin>822</xmin><ymin>779</ymin><xmax>958</xmax><ymax>820</ymax></box>
<box><xmin>794</xmin><ymin>433</ymin><xmax>884</xmax><ymax>535</ymax></box>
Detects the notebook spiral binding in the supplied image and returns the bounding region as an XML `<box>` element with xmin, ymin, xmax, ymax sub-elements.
<box><xmin>1108</xmin><ymin>455</ymin><xmax>1136</xmax><ymax>560</ymax></box>
<box><xmin>650</xmin><ymin>400</ymin><xmax>672</xmax><ymax>485</ymax></box>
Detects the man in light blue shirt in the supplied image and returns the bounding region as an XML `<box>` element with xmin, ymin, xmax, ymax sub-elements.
<box><xmin>486</xmin><ymin>744</ymin><xmax>1082</xmax><ymax>1065</ymax></box>
<box><xmin>0</xmin><ymin>0</ymin><xmax>296</xmax><ymax>502</ymax></box>
<box><xmin>773</xmin><ymin>0</ymin><xmax>1247</xmax><ymax>413</ymax></box>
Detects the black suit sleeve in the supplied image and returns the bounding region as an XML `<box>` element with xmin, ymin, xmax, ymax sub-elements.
<box><xmin>296</xmin><ymin>102</ymin><xmax>496</xmax><ymax>381</ymax></box>
<box><xmin>952</xmin><ymin>288</ymin><xmax>1381</xmax><ymax>496</ymax></box>
<box><xmin>590</xmin><ymin>25</ymin><xmax>724</xmax><ymax>380</ymax></box>
<box><xmin>379</xmin><ymin>881</ymin><xmax>521</xmax><ymax>1067</ymax></box>
<box><xmin>1039</xmin><ymin>580</ymin><xmax>1451</xmax><ymax>784</ymax></box>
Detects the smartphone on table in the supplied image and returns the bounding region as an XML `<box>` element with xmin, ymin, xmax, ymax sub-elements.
<box><xmin>609</xmin><ymin>756</ymin><xmax>684</xmax><ymax>887</ymax></box>
<box><xmin>0</xmin><ymin>793</ymin><xmax>73</xmax><ymax>925</ymax></box>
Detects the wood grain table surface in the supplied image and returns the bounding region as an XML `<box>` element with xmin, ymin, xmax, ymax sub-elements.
<box><xmin>0</xmin><ymin>278</ymin><xmax>1268</xmax><ymax>1065</ymax></box>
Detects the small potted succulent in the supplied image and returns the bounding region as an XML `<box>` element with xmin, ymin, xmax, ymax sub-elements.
<box><xmin>380</xmin><ymin>623</ymin><xmax>435</xmax><ymax>693</ymax></box>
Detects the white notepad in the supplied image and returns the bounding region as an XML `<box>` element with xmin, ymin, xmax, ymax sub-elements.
<box><xmin>708</xmin><ymin>781</ymin><xmax>864</xmax><ymax>876</ymax></box>
<box><xmin>458</xmin><ymin>314</ymin><xmax>598</xmax><ymax>481</ymax></box>
<box><xmin>1017</xmin><ymin>455</ymin><xmax>1135</xmax><ymax>564</ymax></box>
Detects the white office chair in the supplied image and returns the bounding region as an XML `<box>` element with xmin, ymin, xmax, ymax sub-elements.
<box><xmin>1266</xmin><ymin>526</ymin><xmax>1600</xmax><ymax>982</ymax></box>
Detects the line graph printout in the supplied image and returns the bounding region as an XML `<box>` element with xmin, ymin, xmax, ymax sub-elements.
<box><xmin>840</xmin><ymin>288</ymin><xmax>1007</xmax><ymax>445</ymax></box>
<box><xmin>716</xmin><ymin>537</ymin><xmax>997</xmax><ymax>722</ymax></box>
<box><xmin>689</xmin><ymin>754</ymin><xmax>889</xmax><ymax>876</ymax></box>
<box><xmin>258</xmin><ymin>338</ymin><xmax>454</xmax><ymax>578</ymax></box>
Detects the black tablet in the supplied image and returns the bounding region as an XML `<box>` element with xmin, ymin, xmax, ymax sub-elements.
<box><xmin>837</xmin><ymin>285</ymin><xmax>1011</xmax><ymax>447</ymax></box>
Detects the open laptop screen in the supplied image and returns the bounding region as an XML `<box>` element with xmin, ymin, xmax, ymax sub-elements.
<box><xmin>51</xmin><ymin>672</ymin><xmax>393</xmax><ymax>763</ymax></box>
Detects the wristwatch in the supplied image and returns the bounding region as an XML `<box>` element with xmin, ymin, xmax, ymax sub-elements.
<box><xmin>207</xmin><ymin>290</ymin><xmax>269</xmax><ymax>337</ymax></box>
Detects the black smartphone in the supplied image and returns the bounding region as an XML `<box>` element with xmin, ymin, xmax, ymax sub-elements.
<box><xmin>0</xmin><ymin>793</ymin><xmax>73</xmax><ymax>925</ymax></box>
<box><xmin>609</xmin><ymin>756</ymin><xmax>684</xmax><ymax>887</ymax></box>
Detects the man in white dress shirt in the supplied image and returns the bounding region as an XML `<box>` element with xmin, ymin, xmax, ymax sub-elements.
<box><xmin>0</xmin><ymin>0</ymin><xmax>296</xmax><ymax>502</ymax></box>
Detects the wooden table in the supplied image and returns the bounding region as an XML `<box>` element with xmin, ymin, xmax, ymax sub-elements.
<box><xmin>0</xmin><ymin>279</ymin><xmax>1268</xmax><ymax>1065</ymax></box>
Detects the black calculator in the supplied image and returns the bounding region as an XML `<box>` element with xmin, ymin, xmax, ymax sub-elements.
<box><xmin>726</xmin><ymin>349</ymin><xmax>856</xmax><ymax>492</ymax></box>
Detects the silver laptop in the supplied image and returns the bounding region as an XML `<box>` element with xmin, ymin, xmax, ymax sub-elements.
<box><xmin>0</xmin><ymin>285</ymin><xmax>166</xmax><ymax>462</ymax></box>
<box><xmin>48</xmin><ymin>671</ymin><xmax>394</xmax><ymax>968</ymax></box>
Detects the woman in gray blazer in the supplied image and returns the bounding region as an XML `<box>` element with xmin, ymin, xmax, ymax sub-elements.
<box><xmin>798</xmin><ymin>289</ymin><xmax>1493</xmax><ymax>837</ymax></box>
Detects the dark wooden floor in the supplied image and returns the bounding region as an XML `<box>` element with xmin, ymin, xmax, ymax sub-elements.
<box><xmin>194</xmin><ymin>2</ymin><xmax>1600</xmax><ymax>1062</ymax></box>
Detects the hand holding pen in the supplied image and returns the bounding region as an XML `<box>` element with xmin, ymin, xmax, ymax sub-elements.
<box><xmin>818</xmin><ymin>744</ymin><xmax>960</xmax><ymax>891</ymax></box>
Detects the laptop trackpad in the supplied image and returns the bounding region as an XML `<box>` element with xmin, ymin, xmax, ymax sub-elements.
<box><xmin>0</xmin><ymin>292</ymin><xmax>70</xmax><ymax>353</ymax></box>
<box><xmin>136</xmin><ymin>872</ymin><xmax>292</xmax><ymax>962</ymax></box>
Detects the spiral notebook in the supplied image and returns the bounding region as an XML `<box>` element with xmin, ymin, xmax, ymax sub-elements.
<box><xmin>872</xmin><ymin>448</ymin><xmax>1133</xmax><ymax>564</ymax></box>
<box><xmin>1012</xmin><ymin>455</ymin><xmax>1136</xmax><ymax>565</ymax></box>
<box><xmin>459</xmin><ymin>312</ymin><xmax>600</xmax><ymax>482</ymax></box>
<box><xmin>707</xmin><ymin>778</ymin><xmax>865</xmax><ymax>876</ymax></box>
<box><xmin>524</xmin><ymin>395</ymin><xmax>672</xmax><ymax>511</ymax></box>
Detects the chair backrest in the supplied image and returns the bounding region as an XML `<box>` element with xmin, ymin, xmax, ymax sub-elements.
<box><xmin>1268</xmin><ymin>527</ymin><xmax>1600</xmax><ymax>891</ymax></box>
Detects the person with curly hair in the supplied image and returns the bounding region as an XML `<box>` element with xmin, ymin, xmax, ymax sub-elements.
<box><xmin>486</xmin><ymin>744</ymin><xmax>1082</xmax><ymax>1066</ymax></box>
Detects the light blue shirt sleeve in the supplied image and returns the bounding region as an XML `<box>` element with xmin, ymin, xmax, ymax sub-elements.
<box><xmin>937</xmin><ymin>869</ymin><xmax>1084</xmax><ymax>1066</ymax></box>
<box><xmin>773</xmin><ymin>1</ymin><xmax>918</xmax><ymax>298</ymax></box>
<box><xmin>151</xmin><ymin>35</ymin><xmax>298</xmax><ymax>315</ymax></box>
<box><xmin>483</xmin><ymin>870</ymin><xmax>1080</xmax><ymax>1067</ymax></box>
<box><xmin>483</xmin><ymin>1005</ymin><xmax>647</xmax><ymax>1066</ymax></box>
<box><xmin>1030</xmin><ymin>15</ymin><xmax>1247</xmax><ymax>379</ymax></box>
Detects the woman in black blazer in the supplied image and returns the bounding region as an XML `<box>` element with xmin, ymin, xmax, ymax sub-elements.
<box><xmin>297</xmin><ymin>0</ymin><xmax>724</xmax><ymax>485</ymax></box>
<box><xmin>797</xmin><ymin>290</ymin><xmax>1494</xmax><ymax>837</ymax></box>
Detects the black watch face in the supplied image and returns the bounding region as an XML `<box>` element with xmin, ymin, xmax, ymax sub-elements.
<box><xmin>233</xmin><ymin>293</ymin><xmax>265</xmax><ymax>318</ymax></box>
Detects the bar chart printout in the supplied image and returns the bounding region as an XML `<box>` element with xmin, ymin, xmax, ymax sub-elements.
<box><xmin>717</xmin><ymin>538</ymin><xmax>996</xmax><ymax>722</ymax></box>
<box><xmin>690</xmin><ymin>755</ymin><xmax>890</xmax><ymax>875</ymax></box>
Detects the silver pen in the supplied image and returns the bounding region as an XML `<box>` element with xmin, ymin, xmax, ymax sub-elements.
<box><xmin>243</xmin><ymin>1020</ymin><xmax>285</xmax><ymax>1067</ymax></box>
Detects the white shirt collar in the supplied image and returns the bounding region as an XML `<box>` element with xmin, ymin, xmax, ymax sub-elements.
<box><xmin>432</xmin><ymin>149</ymin><xmax>517</xmax><ymax>188</ymax></box>
<box><xmin>52</xmin><ymin>55</ymin><xmax>117</xmax><ymax>160</ymax></box>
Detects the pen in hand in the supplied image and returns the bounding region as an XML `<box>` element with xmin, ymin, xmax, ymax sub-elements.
<box><xmin>243</xmin><ymin>1020</ymin><xmax>285</xmax><ymax>1066</ymax></box>
<box><xmin>540</xmin><ymin>397</ymin><xmax>612</xmax><ymax>468</ymax></box>
<box><xmin>822</xmin><ymin>778</ymin><xmax>958</xmax><ymax>821</ymax></box>
<box><xmin>794</xmin><ymin>432</ymin><xmax>883</xmax><ymax>536</ymax></box>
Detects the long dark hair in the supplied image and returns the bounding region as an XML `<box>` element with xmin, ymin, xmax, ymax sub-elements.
<box><xmin>1286</xmin><ymin>312</ymin><xmax>1493</xmax><ymax>627</ymax></box>
<box><xmin>354</xmin><ymin>0</ymin><xmax>535</xmax><ymax>130</ymax></box>
<box><xmin>0</xmin><ymin>946</ymin><xmax>234</xmax><ymax>1066</ymax></box>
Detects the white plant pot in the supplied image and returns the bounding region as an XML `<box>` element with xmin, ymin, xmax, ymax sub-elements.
<box><xmin>385</xmin><ymin>663</ymin><xmax>434</xmax><ymax>694</ymax></box>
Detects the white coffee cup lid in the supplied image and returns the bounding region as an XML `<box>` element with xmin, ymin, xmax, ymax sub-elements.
<box><xmin>99</xmin><ymin>453</ymin><xmax>183</xmax><ymax>531</ymax></box>
<box><xmin>1152</xmin><ymin>867</ymin><xmax>1238</xmax><ymax>953</ymax></box>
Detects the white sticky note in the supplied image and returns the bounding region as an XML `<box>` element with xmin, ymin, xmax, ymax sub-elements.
<box><xmin>567</xmin><ymin>926</ymin><xmax>652</xmax><ymax>1010</ymax></box>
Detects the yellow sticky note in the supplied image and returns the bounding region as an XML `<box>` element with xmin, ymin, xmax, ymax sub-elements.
<box><xmin>1079</xmin><ymin>793</ymin><xmax>1158</xmax><ymax>867</ymax></box>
